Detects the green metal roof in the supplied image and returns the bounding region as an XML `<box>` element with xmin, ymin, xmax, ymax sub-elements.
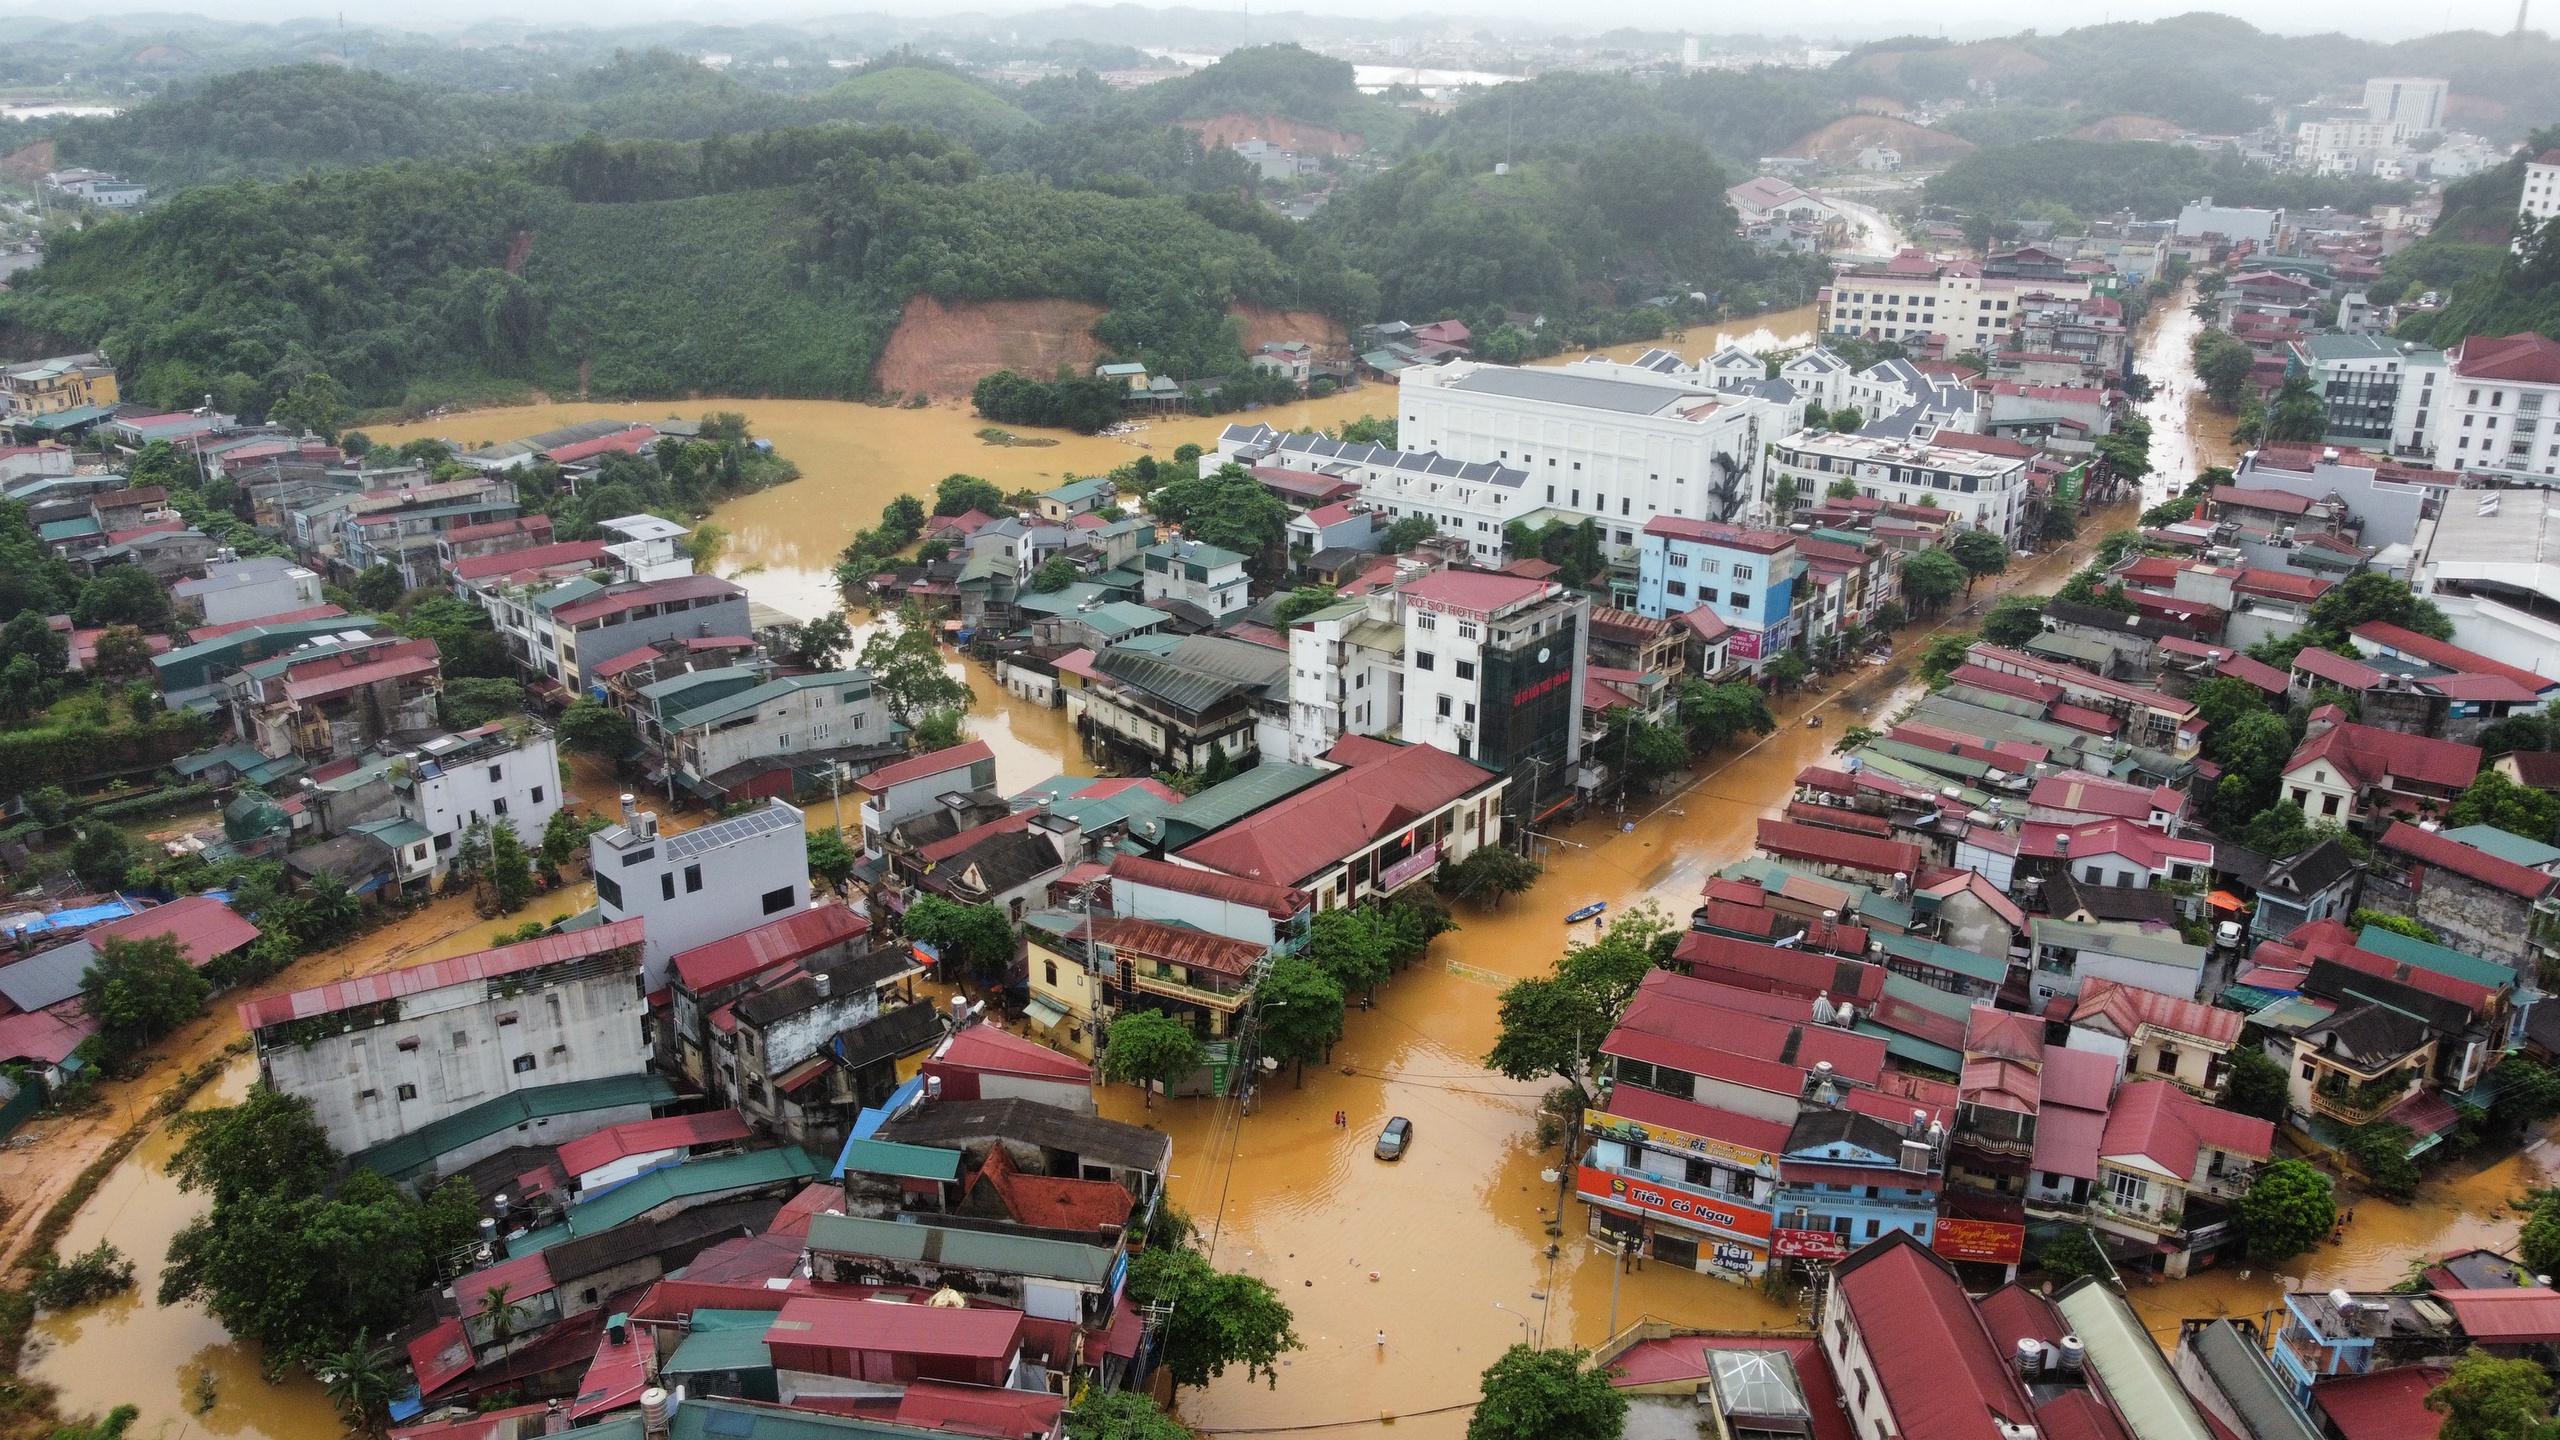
<box><xmin>1864</xmin><ymin>737</ymin><xmax>1995</xmax><ymax>781</ymax></box>
<box><xmin>564</xmin><ymin>1145</ymin><xmax>818</xmax><ymax>1240</ymax></box>
<box><xmin>1858</xmin><ymin>1023</ymin><xmax>1963</xmax><ymax>1073</ymax></box>
<box><xmin>666</xmin><ymin>671</ymin><xmax>871</xmax><ymax>732</ymax></box>
<box><xmin>1144</xmin><ymin>539</ymin><xmax>1247</xmax><ymax>569</ymax></box>
<box><xmin>668</xmin><ymin>1397</ymin><xmax>922</xmax><ymax>1440</ymax></box>
<box><xmin>346</xmin><ymin>1074</ymin><xmax>675</xmax><ymax>1179</ymax></box>
<box><xmin>1081</xmin><ymin>602</ymin><xmax>1166</xmax><ymax>638</ymax></box>
<box><xmin>1015</xmin><ymin>583</ymin><xmax>1117</xmax><ymax>618</ymax></box>
<box><xmin>352</xmin><ymin>818</ymin><xmax>431</xmax><ymax>849</ymax></box>
<box><xmin>2352</xmin><ymin>926</ymin><xmax>2514</xmax><ymax>990</ymax></box>
<box><xmin>1876</xmin><ymin>933</ymin><xmax>2007</xmax><ymax>985</ymax></box>
<box><xmin>173</xmin><ymin>742</ymin><xmax>264</xmax><ymax>778</ymax></box>
<box><xmin>2030</xmin><ymin>918</ymin><xmax>2205</xmax><ymax>967</ymax></box>
<box><xmin>12</xmin><ymin>404</ymin><xmax>113</xmax><ymax>433</ymax></box>
<box><xmin>2054</xmin><ymin>1280</ymin><xmax>2217</xmax><ymax>1440</ymax></box>
<box><xmin>1129</xmin><ymin>761</ymin><xmax>1327</xmax><ymax>847</ymax></box>
<box><xmin>833</xmin><ymin>1137</ymin><xmax>962</xmax><ymax>1182</ymax></box>
<box><xmin>805</xmin><ymin>1212</ymin><xmax>1118</xmax><ymax>1286</ymax></box>
<box><xmin>665</xmin><ymin>1311</ymin><xmax>776</xmax><ymax>1377</ymax></box>
<box><xmin>2441</xmin><ymin>825</ymin><xmax>2560</xmax><ymax>871</ymax></box>
<box><xmin>38</xmin><ymin>517</ymin><xmax>99</xmax><ymax>541</ymax></box>
<box><xmin>1042</xmin><ymin>477</ymin><xmax>1116</xmax><ymax>505</ymax></box>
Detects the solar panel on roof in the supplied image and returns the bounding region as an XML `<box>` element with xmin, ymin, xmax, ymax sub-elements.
<box><xmin>665</xmin><ymin>806</ymin><xmax>799</xmax><ymax>860</ymax></box>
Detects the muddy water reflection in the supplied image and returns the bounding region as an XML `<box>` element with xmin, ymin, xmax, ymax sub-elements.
<box><xmin>24</xmin><ymin>1057</ymin><xmax>347</xmax><ymax>1439</ymax></box>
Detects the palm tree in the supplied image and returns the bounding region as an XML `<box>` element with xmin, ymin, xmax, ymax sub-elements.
<box><xmin>478</xmin><ymin>1281</ymin><xmax>533</xmax><ymax>1344</ymax></box>
<box><xmin>318</xmin><ymin>1333</ymin><xmax>400</xmax><ymax>1436</ymax></box>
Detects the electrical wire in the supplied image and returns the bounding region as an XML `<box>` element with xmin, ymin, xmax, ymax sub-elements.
<box><xmin>1194</xmin><ymin>1399</ymin><xmax>1481</xmax><ymax>1433</ymax></box>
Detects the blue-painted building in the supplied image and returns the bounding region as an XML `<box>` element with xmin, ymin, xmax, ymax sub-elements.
<box><xmin>1770</xmin><ymin>1106</ymin><xmax>1945</xmax><ymax>1249</ymax></box>
<box><xmin>1633</xmin><ymin>517</ymin><xmax>1799</xmax><ymax>673</ymax></box>
<box><xmin>2266</xmin><ymin>1289</ymin><xmax>2462</xmax><ymax>1404</ymax></box>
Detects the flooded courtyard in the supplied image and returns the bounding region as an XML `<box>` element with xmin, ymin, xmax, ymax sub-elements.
<box><xmin>24</xmin><ymin>292</ymin><xmax>2537</xmax><ymax>1439</ymax></box>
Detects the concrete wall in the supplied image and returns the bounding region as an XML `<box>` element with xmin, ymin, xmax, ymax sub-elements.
<box><xmin>261</xmin><ymin>965</ymin><xmax>649</xmax><ymax>1157</ymax></box>
<box><xmin>567</xmin><ymin>593</ymin><xmax>753</xmax><ymax>690</ymax></box>
<box><xmin>593</xmin><ymin>802</ymin><xmax>811</xmax><ymax>989</ymax></box>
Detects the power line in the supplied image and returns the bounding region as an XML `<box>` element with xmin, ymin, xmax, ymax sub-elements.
<box><xmin>1196</xmin><ymin>1398</ymin><xmax>1481</xmax><ymax>1433</ymax></box>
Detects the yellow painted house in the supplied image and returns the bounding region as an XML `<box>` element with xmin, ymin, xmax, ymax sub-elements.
<box><xmin>1</xmin><ymin>353</ymin><xmax>118</xmax><ymax>416</ymax></box>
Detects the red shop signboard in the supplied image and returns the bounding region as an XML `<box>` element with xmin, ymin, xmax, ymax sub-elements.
<box><xmin>1771</xmin><ymin>1228</ymin><xmax>1850</xmax><ymax>1261</ymax></box>
<box><xmin>1932</xmin><ymin>1217</ymin><xmax>2026</xmax><ymax>1265</ymax></box>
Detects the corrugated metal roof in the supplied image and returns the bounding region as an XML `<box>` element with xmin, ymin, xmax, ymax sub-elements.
<box><xmin>804</xmin><ymin>1212</ymin><xmax>1117</xmax><ymax>1285</ymax></box>
<box><xmin>2053</xmin><ymin>1280</ymin><xmax>2217</xmax><ymax>1440</ymax></box>
<box><xmin>561</xmin><ymin>1145</ymin><xmax>817</xmax><ymax>1241</ymax></box>
<box><xmin>557</xmin><ymin>1109</ymin><xmax>753</xmax><ymax>1179</ymax></box>
<box><xmin>671</xmin><ymin>906</ymin><xmax>869</xmax><ymax>996</ymax></box>
<box><xmin>239</xmin><ymin>919</ymin><xmax>644</xmax><ymax>1031</ymax></box>
<box><xmin>832</xmin><ymin>1137</ymin><xmax>962</xmax><ymax>1182</ymax></box>
<box><xmin>347</xmin><ymin>1073</ymin><xmax>674</xmax><ymax>1179</ymax></box>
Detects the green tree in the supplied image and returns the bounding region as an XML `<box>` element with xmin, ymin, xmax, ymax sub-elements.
<box><xmin>1826</xmin><ymin>477</ymin><xmax>1861</xmax><ymax>500</ymax></box>
<box><xmin>90</xmin><ymin>625</ymin><xmax>155</xmax><ymax>683</ymax></box>
<box><xmin>2307</xmin><ymin>571</ymin><xmax>2455</xmax><ymax>643</ymax></box>
<box><xmin>1126</xmin><ymin>1242</ymin><xmax>1302</xmax><ymax>1390</ymax></box>
<box><xmin>2219</xmin><ymin>1045</ymin><xmax>2291</xmax><ymax>1123</ymax></box>
<box><xmin>1602</xmin><ymin>711</ymin><xmax>1691</xmax><ymax>792</ymax></box>
<box><xmin>1028</xmin><ymin>555</ymin><xmax>1079</xmax><ymax>593</ymax></box>
<box><xmin>2265</xmin><ymin>373</ymin><xmax>2329</xmax><ymax>443</ymax></box>
<box><xmin>1447</xmin><ymin>844</ymin><xmax>1542</xmax><ymax>908</ymax></box>
<box><xmin>1900</xmin><ymin>547</ymin><xmax>1967</xmax><ymax>616</ymax></box>
<box><xmin>1</xmin><ymin>609</ymin><xmax>69</xmax><ymax>675</ymax></box>
<box><xmin>1916</xmin><ymin>631</ymin><xmax>1979</xmax><ymax>689</ymax></box>
<box><xmin>1949</xmin><ymin>530</ymin><xmax>2009</xmax><ymax>590</ymax></box>
<box><xmin>2350</xmin><ymin>908</ymin><xmax>2438</xmax><ymax>944</ymax></box>
<box><xmin>2449</xmin><ymin>769</ymin><xmax>2560</xmax><ymax>841</ymax></box>
<box><xmin>1308</xmin><ymin>907</ymin><xmax>1393</xmax><ymax>997</ymax></box>
<box><xmin>269</xmin><ymin>370</ymin><xmax>345</xmax><ymax>441</ymax></box>
<box><xmin>2232</xmin><ymin>1159</ymin><xmax>2336</xmax><ymax>1262</ymax></box>
<box><xmin>1273</xmin><ymin>584</ymin><xmax>1339</xmax><ymax>625</ymax></box>
<box><xmin>858</xmin><ymin>602</ymin><xmax>975</xmax><ymax>723</ymax></box>
<box><xmin>317</xmin><ymin>1333</ymin><xmax>400</xmax><ymax>1434</ymax></box>
<box><xmin>348</xmin><ymin>565</ymin><xmax>405</xmax><ymax>610</ymax></box>
<box><xmin>539</xmin><ymin>808</ymin><xmax>589</xmax><ymax>873</ymax></box>
<box><xmin>167</xmin><ymin>1087</ymin><xmax>335</xmax><ymax>1207</ymax></box>
<box><xmin>2038</xmin><ymin>1226</ymin><xmax>2108</xmax><ymax>1284</ymax></box>
<box><xmin>1256</xmin><ymin>956</ymin><xmax>1346</xmax><ymax>1085</ymax></box>
<box><xmin>556</xmin><ymin>699</ymin><xmax>637</xmax><ymax>760</ymax></box>
<box><xmin>1381</xmin><ymin>515</ymin><xmax>1437</xmax><ymax>552</ymax></box>
<box><xmin>439</xmin><ymin>677</ymin><xmax>524</xmax><ymax>730</ymax></box>
<box><xmin>1149</xmin><ymin>465</ymin><xmax>1291</xmax><ymax>561</ymax></box>
<box><xmin>28</xmin><ymin>1240</ymin><xmax>136</xmax><ymax>1311</ymax></box>
<box><xmin>67</xmin><ymin>823</ymin><xmax>138</xmax><ymax>893</ymax></box>
<box><xmin>1467</xmin><ymin>1344</ymin><xmax>1627</xmax><ymax>1440</ymax></box>
<box><xmin>1486</xmin><ymin>905</ymin><xmax>1673</xmax><ymax>1108</ymax></box>
<box><xmin>2238</xmin><ymin>799</ymin><xmax>2319</xmax><ymax>859</ymax></box>
<box><xmin>903</xmin><ymin>895</ymin><xmax>1016</xmax><ymax>983</ymax></box>
<box><xmin>911</xmin><ymin>709</ymin><xmax>969</xmax><ymax>753</ymax></box>
<box><xmin>1101</xmin><ymin>1009</ymin><xmax>1205</xmax><ymax>1107</ymax></box>
<box><xmin>487</xmin><ymin>822</ymin><xmax>533</xmax><ymax>915</ymax></box>
<box><xmin>793</xmin><ymin>613</ymin><xmax>855</xmax><ymax>669</ymax></box>
<box><xmin>2192</xmin><ymin>329</ymin><xmax>2256</xmax><ymax>409</ymax></box>
<box><xmin>934</xmin><ymin>473</ymin><xmax>1010</xmax><ymax>517</ymax></box>
<box><xmin>73</xmin><ymin>566</ymin><xmax>171</xmax><ymax>630</ymax></box>
<box><xmin>1763</xmin><ymin>651</ymin><xmax>1810</xmax><ymax>690</ymax></box>
<box><xmin>82</xmin><ymin>935</ymin><xmax>211</xmax><ymax>1060</ymax></box>
<box><xmin>1981</xmin><ymin>593</ymin><xmax>2046</xmax><ymax>649</ymax></box>
<box><xmin>2428</xmin><ymin>1350</ymin><xmax>2560</xmax><ymax>1440</ymax></box>
<box><xmin>2343</xmin><ymin>1122</ymin><xmax>2422</xmax><ymax>1200</ymax></box>
<box><xmin>1063</xmin><ymin>1391</ymin><xmax>1191</xmax><ymax>1440</ymax></box>
<box><xmin>808</xmin><ymin>829</ymin><xmax>858</xmax><ymax>897</ymax></box>
<box><xmin>2492</xmin><ymin>1056</ymin><xmax>2560</xmax><ymax>1135</ymax></box>
<box><xmin>2522</xmin><ymin>1196</ymin><xmax>2560</xmax><ymax>1279</ymax></box>
<box><xmin>1827</xmin><ymin>406</ymin><xmax>1864</xmax><ymax>432</ymax></box>
<box><xmin>1677</xmin><ymin>679</ymin><xmax>1775</xmax><ymax>755</ymax></box>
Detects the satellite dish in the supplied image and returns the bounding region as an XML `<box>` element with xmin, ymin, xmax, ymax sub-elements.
<box><xmin>1538</xmin><ymin>648</ymin><xmax>1551</xmax><ymax>663</ymax></box>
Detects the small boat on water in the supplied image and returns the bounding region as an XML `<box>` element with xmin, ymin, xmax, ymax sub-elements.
<box><xmin>1565</xmin><ymin>902</ymin><xmax>1607</xmax><ymax>925</ymax></box>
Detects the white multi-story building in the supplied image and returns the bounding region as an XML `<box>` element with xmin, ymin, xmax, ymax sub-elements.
<box><xmin>1817</xmin><ymin>250</ymin><xmax>2093</xmax><ymax>352</ymax></box>
<box><xmin>1396</xmin><ymin>568</ymin><xmax>1587</xmax><ymax>776</ymax></box>
<box><xmin>241</xmin><ymin>919</ymin><xmax>650</xmax><ymax>1159</ymax></box>
<box><xmin>2438</xmin><ymin>332</ymin><xmax>2560</xmax><ymax>477</ymax></box>
<box><xmin>2520</xmin><ymin>148</ymin><xmax>2560</xmax><ymax>237</ymax></box>
<box><xmin>1140</xmin><ymin>539</ymin><xmax>1250</xmax><ymax>618</ymax></box>
<box><xmin>393</xmin><ymin>725</ymin><xmax>564</xmax><ymax>881</ymax></box>
<box><xmin>1210</xmin><ymin>425</ymin><xmax>1529</xmax><ymax>565</ymax></box>
<box><xmin>1284</xmin><ymin>594</ymin><xmax>1406</xmax><ymax>765</ymax></box>
<box><xmin>598</xmin><ymin>514</ymin><xmax>696</xmax><ymax>583</ymax></box>
<box><xmin>1762</xmin><ymin>429</ymin><xmax>2036</xmax><ymax>546</ymax></box>
<box><xmin>1396</xmin><ymin>359</ymin><xmax>1784</xmax><ymax>561</ymax></box>
<box><xmin>2175</xmin><ymin>199</ymin><xmax>2283</xmax><ymax>249</ymax></box>
<box><xmin>590</xmin><ymin>798</ymin><xmax>812</xmax><ymax>988</ymax></box>
<box><xmin>2295</xmin><ymin>118</ymin><xmax>2412</xmax><ymax>175</ymax></box>
<box><xmin>647</xmin><ymin>669</ymin><xmax>889</xmax><ymax>791</ymax></box>
<box><xmin>173</xmin><ymin>556</ymin><xmax>326</xmax><ymax>628</ymax></box>
<box><xmin>2365</xmin><ymin>76</ymin><xmax>2448</xmax><ymax>133</ymax></box>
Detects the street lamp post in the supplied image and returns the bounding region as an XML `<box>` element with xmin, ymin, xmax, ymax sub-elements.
<box><xmin>1494</xmin><ymin>1301</ymin><xmax>1537</xmax><ymax>1350</ymax></box>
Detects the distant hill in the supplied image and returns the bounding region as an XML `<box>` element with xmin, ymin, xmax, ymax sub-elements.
<box><xmin>2070</xmin><ymin>115</ymin><xmax>2190</xmax><ymax>142</ymax></box>
<box><xmin>1782</xmin><ymin>115</ymin><xmax>1975</xmax><ymax>168</ymax></box>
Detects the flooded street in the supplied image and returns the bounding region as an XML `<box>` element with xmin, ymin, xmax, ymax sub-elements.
<box><xmin>2134</xmin><ymin>288</ymin><xmax>2236</xmax><ymax>498</ymax></box>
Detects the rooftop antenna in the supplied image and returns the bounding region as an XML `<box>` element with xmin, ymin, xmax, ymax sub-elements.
<box><xmin>2520</xmin><ymin>0</ymin><xmax>2533</xmax><ymax>35</ymax></box>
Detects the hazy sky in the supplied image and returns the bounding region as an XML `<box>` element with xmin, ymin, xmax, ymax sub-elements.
<box><xmin>0</xmin><ymin>0</ymin><xmax>2531</xmax><ymax>46</ymax></box>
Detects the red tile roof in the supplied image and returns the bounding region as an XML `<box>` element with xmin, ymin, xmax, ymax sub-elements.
<box><xmin>2099</xmin><ymin>1079</ymin><xmax>2272</xmax><ymax>1177</ymax></box>
<box><xmin>1108</xmin><ymin>853</ymin><xmax>1310</xmax><ymax>920</ymax></box>
<box><xmin>1965</xmin><ymin>1005</ymin><xmax>2046</xmax><ymax>1064</ymax></box>
<box><xmin>1394</xmin><ymin>568</ymin><xmax>1553</xmax><ymax>616</ymax></box>
<box><xmin>2287</xmin><ymin>712</ymin><xmax>2481</xmax><ymax>792</ymax></box>
<box><xmin>928</xmin><ymin>1022</ymin><xmax>1093</xmax><ymax>1083</ymax></box>
<box><xmin>2352</xmin><ymin>621</ymin><xmax>2558</xmax><ymax>695</ymax></box>
<box><xmin>408</xmin><ymin>1318</ymin><xmax>473</xmax><ymax>1398</ymax></box>
<box><xmin>1946</xmin><ymin>663</ymin><xmax>2063</xmax><ymax>705</ymax></box>
<box><xmin>2379</xmin><ymin>821</ymin><xmax>2560</xmax><ymax>901</ymax></box>
<box><xmin>91</xmin><ymin>895</ymin><xmax>259</xmax><ymax>966</ymax></box>
<box><xmin>894</xmin><ymin>1380</ymin><xmax>1068</xmax><ymax>1438</ymax></box>
<box><xmin>1672</xmin><ymin>605</ymin><xmax>1732</xmax><ymax>641</ymax></box>
<box><xmin>1083</xmin><ymin>915</ymin><xmax>1264</xmax><ymax>979</ymax></box>
<box><xmin>1831</xmin><ymin>1233</ymin><xmax>2037</xmax><ymax>1439</ymax></box>
<box><xmin>2290</xmin><ymin>647</ymin><xmax>2385</xmax><ymax>689</ymax></box>
<box><xmin>281</xmin><ymin>637</ymin><xmax>440</xmax><ymax>703</ymax></box>
<box><xmin>670</xmin><ymin>905</ymin><xmax>870</xmax><ymax>995</ymax></box>
<box><xmin>1641</xmin><ymin>516</ymin><xmax>1797</xmax><ymax>552</ymax></box>
<box><xmin>238</xmin><ymin>919</ymin><xmax>645</xmax><ymax>1030</ymax></box>
<box><xmin>2309</xmin><ymin>1366</ymin><xmax>2451</xmax><ymax>1440</ymax></box>
<box><xmin>544</xmin><ymin>428</ymin><xmax>656</xmax><ymax>464</ymax></box>
<box><xmin>451</xmin><ymin>539</ymin><xmax>609</xmax><ymax>582</ymax></box>
<box><xmin>1606</xmin><ymin>1335</ymin><xmax>1856</xmax><ymax>1440</ymax></box>
<box><xmin>965</xmin><ymin>1144</ymin><xmax>1133</xmax><ymax>1231</ymax></box>
<box><xmin>854</xmin><ymin>740</ymin><xmax>994</xmax><ymax>795</ymax></box>
<box><xmin>1601</xmin><ymin>1026</ymin><xmax>1809</xmax><ymax>1097</ymax></box>
<box><xmin>2213</xmin><ymin>654</ymin><xmax>2294</xmax><ymax>695</ymax></box>
<box><xmin>2451</xmin><ymin>331</ymin><xmax>2560</xmax><ymax>385</ymax></box>
<box><xmin>1618</xmin><ymin>986</ymin><xmax>1886</xmax><ymax>1086</ymax></box>
<box><xmin>2030</xmin><ymin>775</ymin><xmax>2181</xmax><ymax>825</ymax></box>
<box><xmin>2213</xmin><ymin>484</ymin><xmax>2315</xmax><ymax>515</ymax></box>
<box><xmin>589</xmin><ymin>635</ymin><xmax>755</xmax><ymax>680</ymax></box>
<box><xmin>2438</xmin><ymin>1286</ymin><xmax>2560</xmax><ymax>1341</ymax></box>
<box><xmin>182</xmin><ymin>605</ymin><xmax>347</xmax><ymax>643</ymax></box>
<box><xmin>1176</xmin><ymin>739</ymin><xmax>1496</xmax><ymax>886</ymax></box>
<box><xmin>444</xmin><ymin>515</ymin><xmax>554</xmax><ymax>546</ymax></box>
<box><xmin>548</xmin><ymin>573</ymin><xmax>744</xmax><ymax>627</ymax></box>
<box><xmin>0</xmin><ymin>1002</ymin><xmax>95</xmax><ymax>1065</ymax></box>
<box><xmin>556</xmin><ymin>1109</ymin><xmax>752</xmax><ymax>1179</ymax></box>
<box><xmin>2231</xmin><ymin>567</ymin><xmax>2332</xmax><ymax>603</ymax></box>
<box><xmin>1670</xmin><ymin>931</ymin><xmax>1886</xmax><ymax>1005</ymax></box>
<box><xmin>2071</xmin><ymin>977</ymin><xmax>2241</xmax><ymax>1046</ymax></box>
<box><xmin>2039</xmin><ymin>1043</ymin><xmax>2119</xmax><ymax>1111</ymax></box>
<box><xmin>456</xmin><ymin>1251</ymin><xmax>556</xmax><ymax>1315</ymax></box>
<box><xmin>765</xmin><ymin>1295</ymin><xmax>1022</xmax><ymax>1359</ymax></box>
<box><xmin>1756</xmin><ymin>818</ymin><xmax>1922</xmax><ymax>879</ymax></box>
